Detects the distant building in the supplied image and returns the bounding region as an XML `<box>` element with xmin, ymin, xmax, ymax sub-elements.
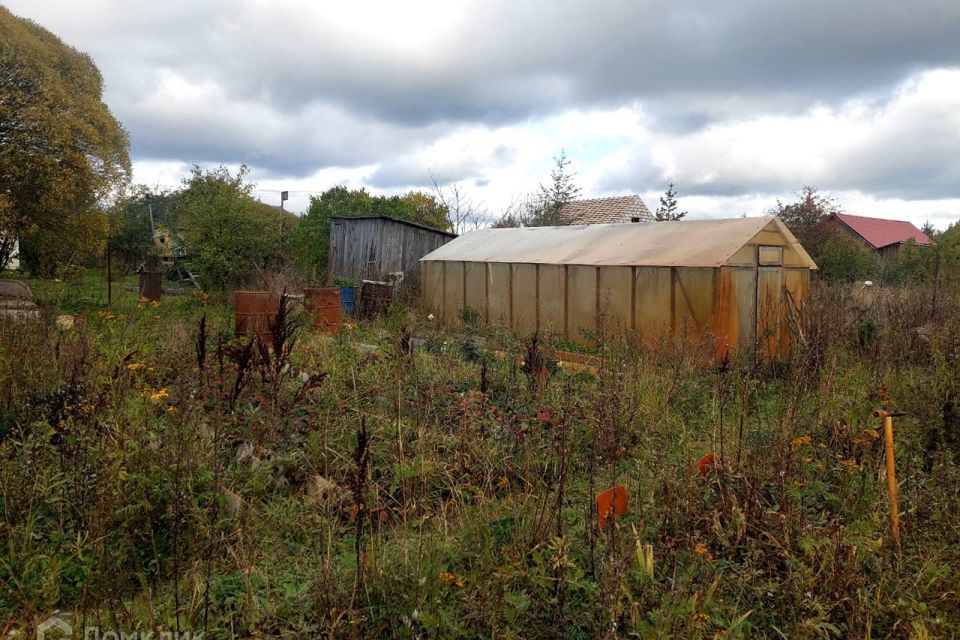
<box><xmin>824</xmin><ymin>213</ymin><xmax>932</xmax><ymax>260</ymax></box>
<box><xmin>327</xmin><ymin>215</ymin><xmax>456</xmax><ymax>285</ymax></box>
<box><xmin>560</xmin><ymin>195</ymin><xmax>653</xmax><ymax>225</ymax></box>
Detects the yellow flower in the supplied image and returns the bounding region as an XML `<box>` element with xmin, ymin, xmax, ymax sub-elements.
<box><xmin>126</xmin><ymin>361</ymin><xmax>146</xmax><ymax>372</ymax></box>
<box><xmin>790</xmin><ymin>435</ymin><xmax>812</xmax><ymax>447</ymax></box>
<box><xmin>149</xmin><ymin>389</ymin><xmax>170</xmax><ymax>402</ymax></box>
<box><xmin>97</xmin><ymin>310</ymin><xmax>114</xmax><ymax>319</ymax></box>
<box><xmin>841</xmin><ymin>458</ymin><xmax>860</xmax><ymax>470</ymax></box>
<box><xmin>438</xmin><ymin>571</ymin><xmax>465</xmax><ymax>588</ymax></box>
<box><xmin>694</xmin><ymin>543</ymin><xmax>713</xmax><ymax>562</ymax></box>
<box><xmin>852</xmin><ymin>428</ymin><xmax>880</xmax><ymax>446</ymax></box>
<box><xmin>151</xmin><ymin>300</ymin><xmax>160</xmax><ymax>308</ymax></box>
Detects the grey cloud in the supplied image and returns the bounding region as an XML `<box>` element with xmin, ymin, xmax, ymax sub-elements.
<box><xmin>367</xmin><ymin>146</ymin><xmax>516</xmax><ymax>190</ymax></box>
<box><xmin>367</xmin><ymin>155</ymin><xmax>485</xmax><ymax>189</ymax></box>
<box><xmin>366</xmin><ymin>162</ymin><xmax>433</xmax><ymax>189</ymax></box>
<box><xmin>830</xmin><ymin>125</ymin><xmax>960</xmax><ymax>200</ymax></box>
<box><xmin>4</xmin><ymin>0</ymin><xmax>960</xmax><ymax>207</ymax></box>
<box><xmin>492</xmin><ymin>145</ymin><xmax>517</xmax><ymax>165</ymax></box>
<box><xmin>15</xmin><ymin>0</ymin><xmax>960</xmax><ymax>129</ymax></box>
<box><xmin>220</xmin><ymin>0</ymin><xmax>960</xmax><ymax>126</ymax></box>
<box><xmin>122</xmin><ymin>91</ymin><xmax>450</xmax><ymax>178</ymax></box>
<box><xmin>593</xmin><ymin>155</ymin><xmax>664</xmax><ymax>193</ymax></box>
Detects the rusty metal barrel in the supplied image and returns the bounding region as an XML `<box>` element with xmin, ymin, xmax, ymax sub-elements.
<box><xmin>138</xmin><ymin>271</ymin><xmax>162</xmax><ymax>302</ymax></box>
<box><xmin>234</xmin><ymin>291</ymin><xmax>279</xmax><ymax>342</ymax></box>
<box><xmin>303</xmin><ymin>287</ymin><xmax>341</xmax><ymax>332</ymax></box>
<box><xmin>358</xmin><ymin>280</ymin><xmax>394</xmax><ymax>321</ymax></box>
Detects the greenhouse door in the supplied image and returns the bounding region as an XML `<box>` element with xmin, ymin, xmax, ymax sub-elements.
<box><xmin>756</xmin><ymin>245</ymin><xmax>784</xmax><ymax>360</ymax></box>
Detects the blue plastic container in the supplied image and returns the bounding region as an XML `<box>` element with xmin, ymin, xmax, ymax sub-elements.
<box><xmin>340</xmin><ymin>286</ymin><xmax>356</xmax><ymax>317</ymax></box>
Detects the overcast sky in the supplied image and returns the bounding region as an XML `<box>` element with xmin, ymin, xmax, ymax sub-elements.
<box><xmin>6</xmin><ymin>0</ymin><xmax>960</xmax><ymax>227</ymax></box>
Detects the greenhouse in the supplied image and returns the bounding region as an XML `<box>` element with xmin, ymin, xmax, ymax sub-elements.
<box><xmin>420</xmin><ymin>216</ymin><xmax>818</xmax><ymax>358</ymax></box>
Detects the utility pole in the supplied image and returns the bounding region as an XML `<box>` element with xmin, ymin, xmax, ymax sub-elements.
<box><xmin>279</xmin><ymin>190</ymin><xmax>289</xmax><ymax>241</ymax></box>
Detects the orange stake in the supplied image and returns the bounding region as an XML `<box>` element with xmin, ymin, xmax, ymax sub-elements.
<box><xmin>874</xmin><ymin>405</ymin><xmax>902</xmax><ymax>548</ymax></box>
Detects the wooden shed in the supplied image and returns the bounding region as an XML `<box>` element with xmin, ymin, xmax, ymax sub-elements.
<box><xmin>420</xmin><ymin>216</ymin><xmax>818</xmax><ymax>358</ymax></box>
<box><xmin>327</xmin><ymin>216</ymin><xmax>456</xmax><ymax>285</ymax></box>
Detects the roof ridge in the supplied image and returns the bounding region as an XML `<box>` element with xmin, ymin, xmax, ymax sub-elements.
<box><xmin>835</xmin><ymin>212</ymin><xmax>914</xmax><ymax>224</ymax></box>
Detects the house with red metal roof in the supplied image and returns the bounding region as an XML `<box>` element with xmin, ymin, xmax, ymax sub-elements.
<box><xmin>824</xmin><ymin>213</ymin><xmax>932</xmax><ymax>260</ymax></box>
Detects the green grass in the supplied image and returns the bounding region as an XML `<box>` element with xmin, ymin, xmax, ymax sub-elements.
<box><xmin>1</xmin><ymin>274</ymin><xmax>959</xmax><ymax>638</ymax></box>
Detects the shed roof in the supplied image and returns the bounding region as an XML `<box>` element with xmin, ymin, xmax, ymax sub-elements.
<box><xmin>830</xmin><ymin>213</ymin><xmax>931</xmax><ymax>249</ymax></box>
<box><xmin>560</xmin><ymin>195</ymin><xmax>654</xmax><ymax>224</ymax></box>
<box><xmin>421</xmin><ymin>216</ymin><xmax>816</xmax><ymax>268</ymax></box>
<box><xmin>330</xmin><ymin>215</ymin><xmax>457</xmax><ymax>238</ymax></box>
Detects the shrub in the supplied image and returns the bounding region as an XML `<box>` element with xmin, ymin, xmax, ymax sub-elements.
<box><xmin>174</xmin><ymin>165</ymin><xmax>286</xmax><ymax>290</ymax></box>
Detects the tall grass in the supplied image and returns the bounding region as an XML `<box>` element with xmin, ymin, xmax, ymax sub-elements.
<box><xmin>1</xmin><ymin>276</ymin><xmax>959</xmax><ymax>638</ymax></box>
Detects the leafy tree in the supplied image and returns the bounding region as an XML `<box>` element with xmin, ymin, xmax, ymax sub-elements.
<box><xmin>527</xmin><ymin>151</ymin><xmax>581</xmax><ymax>227</ymax></box>
<box><xmin>396</xmin><ymin>191</ymin><xmax>450</xmax><ymax>231</ymax></box>
<box><xmin>768</xmin><ymin>185</ymin><xmax>838</xmax><ymax>250</ymax></box>
<box><xmin>913</xmin><ymin>223</ymin><xmax>960</xmax><ymax>302</ymax></box>
<box><xmin>880</xmin><ymin>240</ymin><xmax>937</xmax><ymax>285</ymax></box>
<box><xmin>0</xmin><ymin>7</ymin><xmax>130</xmax><ymax>274</ymax></box>
<box><xmin>655</xmin><ymin>182</ymin><xmax>687</xmax><ymax>221</ymax></box>
<box><xmin>174</xmin><ymin>165</ymin><xmax>282</xmax><ymax>290</ymax></box>
<box><xmin>815</xmin><ymin>234</ymin><xmax>879</xmax><ymax>283</ymax></box>
<box><xmin>936</xmin><ymin>223</ymin><xmax>960</xmax><ymax>292</ymax></box>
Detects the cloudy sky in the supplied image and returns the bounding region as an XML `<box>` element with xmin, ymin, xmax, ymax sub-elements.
<box><xmin>7</xmin><ymin>0</ymin><xmax>960</xmax><ymax>227</ymax></box>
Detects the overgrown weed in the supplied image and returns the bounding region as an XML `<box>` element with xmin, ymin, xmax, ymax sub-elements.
<box><xmin>0</xmin><ymin>276</ymin><xmax>959</xmax><ymax>637</ymax></box>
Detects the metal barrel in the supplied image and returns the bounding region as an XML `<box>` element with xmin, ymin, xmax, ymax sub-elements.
<box><xmin>138</xmin><ymin>271</ymin><xmax>162</xmax><ymax>301</ymax></box>
<box><xmin>234</xmin><ymin>291</ymin><xmax>279</xmax><ymax>342</ymax></box>
<box><xmin>358</xmin><ymin>280</ymin><xmax>394</xmax><ymax>320</ymax></box>
<box><xmin>303</xmin><ymin>287</ymin><xmax>341</xmax><ymax>332</ymax></box>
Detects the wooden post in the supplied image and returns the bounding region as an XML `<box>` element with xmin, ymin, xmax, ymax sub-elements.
<box><xmin>106</xmin><ymin>242</ymin><xmax>112</xmax><ymax>306</ymax></box>
<box><xmin>881</xmin><ymin>412</ymin><xmax>901</xmax><ymax>547</ymax></box>
<box><xmin>874</xmin><ymin>388</ymin><xmax>902</xmax><ymax>549</ymax></box>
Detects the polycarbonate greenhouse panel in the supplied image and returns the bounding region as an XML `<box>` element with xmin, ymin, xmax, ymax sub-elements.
<box><xmin>420</xmin><ymin>217</ymin><xmax>815</xmax><ymax>269</ymax></box>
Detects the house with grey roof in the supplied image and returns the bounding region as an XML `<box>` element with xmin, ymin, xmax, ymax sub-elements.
<box><xmin>560</xmin><ymin>195</ymin><xmax>653</xmax><ymax>225</ymax></box>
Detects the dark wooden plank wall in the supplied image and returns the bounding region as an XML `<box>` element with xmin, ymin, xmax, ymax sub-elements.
<box><xmin>328</xmin><ymin>218</ymin><xmax>452</xmax><ymax>283</ymax></box>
